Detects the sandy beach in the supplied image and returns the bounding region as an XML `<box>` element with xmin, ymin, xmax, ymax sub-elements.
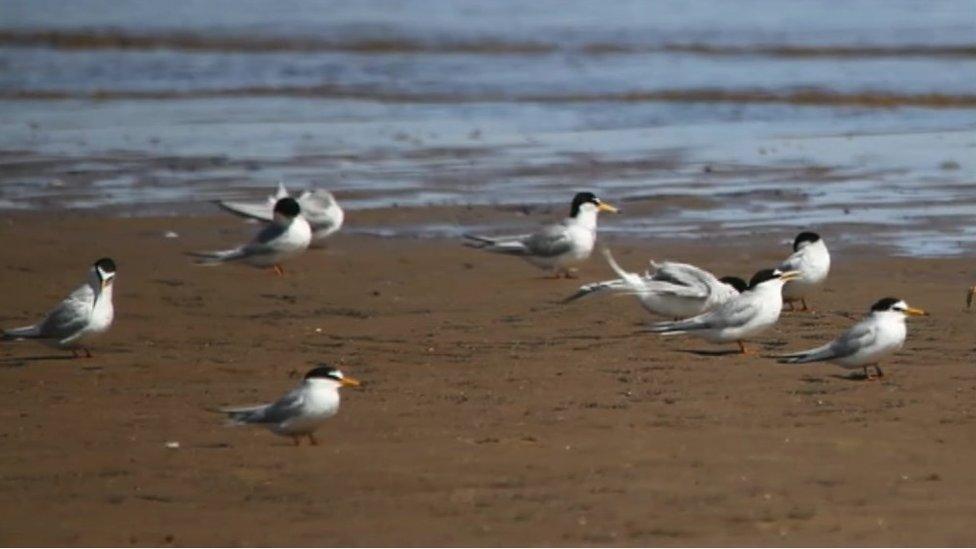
<box><xmin>1</xmin><ymin>210</ymin><xmax>974</xmax><ymax>546</ymax></box>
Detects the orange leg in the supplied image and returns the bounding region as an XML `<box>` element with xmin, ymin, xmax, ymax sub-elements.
<box><xmin>83</xmin><ymin>347</ymin><xmax>92</xmax><ymax>358</ymax></box>
<box><xmin>307</xmin><ymin>433</ymin><xmax>318</xmax><ymax>446</ymax></box>
<box><xmin>272</xmin><ymin>264</ymin><xmax>285</xmax><ymax>276</ymax></box>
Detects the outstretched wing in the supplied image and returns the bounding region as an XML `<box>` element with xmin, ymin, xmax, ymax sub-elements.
<box><xmin>297</xmin><ymin>190</ymin><xmax>341</xmax><ymax>230</ymax></box>
<box><xmin>563</xmin><ymin>278</ymin><xmax>630</xmax><ymax>302</ymax></box>
<box><xmin>216</xmin><ymin>183</ymin><xmax>291</xmax><ymax>223</ymax></box>
<box><xmin>216</xmin><ymin>200</ymin><xmax>275</xmax><ymax>223</ymax></box>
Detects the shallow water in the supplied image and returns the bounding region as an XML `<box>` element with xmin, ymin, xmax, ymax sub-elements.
<box><xmin>0</xmin><ymin>1</ymin><xmax>974</xmax><ymax>256</ymax></box>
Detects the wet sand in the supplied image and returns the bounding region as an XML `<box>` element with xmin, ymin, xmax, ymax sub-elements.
<box><xmin>1</xmin><ymin>211</ymin><xmax>975</xmax><ymax>546</ymax></box>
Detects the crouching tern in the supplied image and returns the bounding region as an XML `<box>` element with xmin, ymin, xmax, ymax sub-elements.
<box><xmin>565</xmin><ymin>248</ymin><xmax>747</xmax><ymax>319</ymax></box>
<box><xmin>220</xmin><ymin>365</ymin><xmax>361</xmax><ymax>446</ymax></box>
<box><xmin>2</xmin><ymin>258</ymin><xmax>116</xmax><ymax>358</ymax></box>
<box><xmin>776</xmin><ymin>297</ymin><xmax>928</xmax><ymax>380</ymax></box>
<box><xmin>217</xmin><ymin>182</ymin><xmax>344</xmax><ymax>246</ymax></box>
<box><xmin>463</xmin><ymin>192</ymin><xmax>619</xmax><ymax>278</ymax></box>
<box><xmin>779</xmin><ymin>231</ymin><xmax>830</xmax><ymax>312</ymax></box>
<box><xmin>190</xmin><ymin>197</ymin><xmax>311</xmax><ymax>275</ymax></box>
<box><xmin>646</xmin><ymin>268</ymin><xmax>801</xmax><ymax>353</ymax></box>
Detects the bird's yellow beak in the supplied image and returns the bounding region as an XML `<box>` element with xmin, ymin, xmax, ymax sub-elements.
<box><xmin>905</xmin><ymin>307</ymin><xmax>929</xmax><ymax>317</ymax></box>
<box><xmin>597</xmin><ymin>201</ymin><xmax>619</xmax><ymax>213</ymax></box>
<box><xmin>340</xmin><ymin>377</ymin><xmax>361</xmax><ymax>387</ymax></box>
<box><xmin>780</xmin><ymin>270</ymin><xmax>803</xmax><ymax>282</ymax></box>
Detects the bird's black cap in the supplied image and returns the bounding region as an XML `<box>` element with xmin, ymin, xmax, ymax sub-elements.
<box><xmin>793</xmin><ymin>231</ymin><xmax>821</xmax><ymax>251</ymax></box>
<box><xmin>570</xmin><ymin>192</ymin><xmax>600</xmax><ymax>217</ymax></box>
<box><xmin>719</xmin><ymin>276</ymin><xmax>748</xmax><ymax>293</ymax></box>
<box><xmin>274</xmin><ymin>197</ymin><xmax>302</xmax><ymax>218</ymax></box>
<box><xmin>870</xmin><ymin>297</ymin><xmax>902</xmax><ymax>312</ymax></box>
<box><xmin>748</xmin><ymin>268</ymin><xmax>782</xmax><ymax>288</ymax></box>
<box><xmin>94</xmin><ymin>257</ymin><xmax>116</xmax><ymax>274</ymax></box>
<box><xmin>304</xmin><ymin>364</ymin><xmax>344</xmax><ymax>381</ymax></box>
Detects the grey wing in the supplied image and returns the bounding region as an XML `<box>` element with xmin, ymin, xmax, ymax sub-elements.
<box><xmin>778</xmin><ymin>319</ymin><xmax>877</xmax><ymax>363</ymax></box>
<box><xmin>648</xmin><ymin>298</ymin><xmax>754</xmax><ymax>332</ymax></box>
<box><xmin>827</xmin><ymin>320</ymin><xmax>878</xmax><ymax>359</ymax></box>
<box><xmin>242</xmin><ymin>222</ymin><xmax>288</xmax><ymax>255</ymax></box>
<box><xmin>692</xmin><ymin>296</ymin><xmax>759</xmax><ymax>330</ymax></box>
<box><xmin>257</xmin><ymin>387</ymin><xmax>306</xmax><ymax>424</ymax></box>
<box><xmin>37</xmin><ymin>285</ymin><xmax>93</xmax><ymax>340</ymax></box>
<box><xmin>523</xmin><ymin>222</ymin><xmax>574</xmax><ymax>257</ymax></box>
<box><xmin>225</xmin><ymin>387</ymin><xmax>305</xmax><ymax>424</ymax></box>
<box><xmin>778</xmin><ymin>249</ymin><xmax>803</xmax><ymax>271</ymax></box>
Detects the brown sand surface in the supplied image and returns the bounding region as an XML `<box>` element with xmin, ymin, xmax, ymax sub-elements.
<box><xmin>1</xmin><ymin>212</ymin><xmax>975</xmax><ymax>546</ymax></box>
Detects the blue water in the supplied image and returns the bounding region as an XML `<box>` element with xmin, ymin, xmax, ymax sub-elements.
<box><xmin>0</xmin><ymin>0</ymin><xmax>974</xmax><ymax>256</ymax></box>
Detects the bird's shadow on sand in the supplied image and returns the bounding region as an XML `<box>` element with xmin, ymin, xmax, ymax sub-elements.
<box><xmin>0</xmin><ymin>354</ymin><xmax>78</xmax><ymax>367</ymax></box>
<box><xmin>828</xmin><ymin>372</ymin><xmax>880</xmax><ymax>382</ymax></box>
<box><xmin>678</xmin><ymin>348</ymin><xmax>745</xmax><ymax>357</ymax></box>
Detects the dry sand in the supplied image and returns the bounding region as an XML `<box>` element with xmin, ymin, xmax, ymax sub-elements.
<box><xmin>1</xmin><ymin>211</ymin><xmax>975</xmax><ymax>546</ymax></box>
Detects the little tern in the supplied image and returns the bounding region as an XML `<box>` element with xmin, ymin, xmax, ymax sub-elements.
<box><xmin>220</xmin><ymin>365</ymin><xmax>360</xmax><ymax>446</ymax></box>
<box><xmin>190</xmin><ymin>197</ymin><xmax>311</xmax><ymax>275</ymax></box>
<box><xmin>463</xmin><ymin>192</ymin><xmax>619</xmax><ymax>278</ymax></box>
<box><xmin>217</xmin><ymin>182</ymin><xmax>344</xmax><ymax>247</ymax></box>
<box><xmin>2</xmin><ymin>258</ymin><xmax>116</xmax><ymax>358</ymax></box>
<box><xmin>777</xmin><ymin>297</ymin><xmax>928</xmax><ymax>379</ymax></box>
<box><xmin>646</xmin><ymin>268</ymin><xmax>801</xmax><ymax>353</ymax></box>
<box><xmin>779</xmin><ymin>232</ymin><xmax>831</xmax><ymax>312</ymax></box>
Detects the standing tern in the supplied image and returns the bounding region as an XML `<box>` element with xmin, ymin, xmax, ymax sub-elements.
<box><xmin>779</xmin><ymin>232</ymin><xmax>830</xmax><ymax>312</ymax></box>
<box><xmin>2</xmin><ymin>258</ymin><xmax>116</xmax><ymax>358</ymax></box>
<box><xmin>217</xmin><ymin>182</ymin><xmax>344</xmax><ymax>247</ymax></box>
<box><xmin>220</xmin><ymin>365</ymin><xmax>360</xmax><ymax>446</ymax></box>
<box><xmin>190</xmin><ymin>197</ymin><xmax>312</xmax><ymax>275</ymax></box>
<box><xmin>646</xmin><ymin>268</ymin><xmax>801</xmax><ymax>353</ymax></box>
<box><xmin>463</xmin><ymin>192</ymin><xmax>619</xmax><ymax>278</ymax></box>
<box><xmin>777</xmin><ymin>297</ymin><xmax>928</xmax><ymax>379</ymax></box>
<box><xmin>565</xmin><ymin>248</ymin><xmax>747</xmax><ymax>319</ymax></box>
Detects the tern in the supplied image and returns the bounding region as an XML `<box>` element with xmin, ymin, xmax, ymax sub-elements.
<box><xmin>777</xmin><ymin>297</ymin><xmax>928</xmax><ymax>380</ymax></box>
<box><xmin>463</xmin><ymin>192</ymin><xmax>619</xmax><ymax>278</ymax></box>
<box><xmin>779</xmin><ymin>232</ymin><xmax>830</xmax><ymax>312</ymax></box>
<box><xmin>217</xmin><ymin>182</ymin><xmax>344</xmax><ymax>247</ymax></box>
<box><xmin>646</xmin><ymin>268</ymin><xmax>801</xmax><ymax>353</ymax></box>
<box><xmin>565</xmin><ymin>248</ymin><xmax>747</xmax><ymax>319</ymax></box>
<box><xmin>2</xmin><ymin>258</ymin><xmax>116</xmax><ymax>358</ymax></box>
<box><xmin>190</xmin><ymin>197</ymin><xmax>311</xmax><ymax>275</ymax></box>
<box><xmin>220</xmin><ymin>365</ymin><xmax>361</xmax><ymax>446</ymax></box>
